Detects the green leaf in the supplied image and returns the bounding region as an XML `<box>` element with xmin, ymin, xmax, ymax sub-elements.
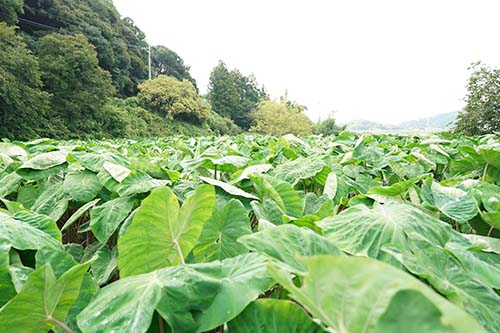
<box><xmin>422</xmin><ymin>180</ymin><xmax>478</xmax><ymax>223</ymax></box>
<box><xmin>230</xmin><ymin>164</ymin><xmax>272</xmax><ymax>184</ymax></box>
<box><xmin>273</xmin><ymin>157</ymin><xmax>325</xmax><ymax>186</ymax></box>
<box><xmin>227</xmin><ymin>299</ymin><xmax>326</xmax><ymax>333</ymax></box>
<box><xmin>0</xmin><ymin>143</ymin><xmax>27</xmax><ymax>161</ymax></box>
<box><xmin>375</xmin><ymin>290</ymin><xmax>456</xmax><ymax>333</ymax></box>
<box><xmin>384</xmin><ymin>236</ymin><xmax>500</xmax><ymax>333</ymax></box>
<box><xmin>193</xmin><ymin>199</ymin><xmax>252</xmax><ymax>262</ymax></box>
<box><xmin>117</xmin><ymin>170</ymin><xmax>169</xmax><ymax>196</ymax></box>
<box><xmin>91</xmin><ymin>246</ymin><xmax>117</xmax><ymax>285</ymax></box>
<box><xmin>0</xmin><ymin>172</ymin><xmax>23</xmax><ymax>199</ymax></box>
<box><xmin>63</xmin><ymin>170</ymin><xmax>102</xmax><ymax>203</ymax></box>
<box><xmin>118</xmin><ymin>185</ymin><xmax>215</xmax><ymax>277</ymax></box>
<box><xmin>196</xmin><ymin>253</ymin><xmax>275</xmax><ymax>332</ymax></box>
<box><xmin>239</xmin><ymin>224</ymin><xmax>343</xmax><ymax>273</ymax></box>
<box><xmin>0</xmin><ymin>239</ymin><xmax>16</xmax><ymax>307</ymax></box>
<box><xmin>103</xmin><ymin>161</ymin><xmax>131</xmax><ymax>182</ymax></box>
<box><xmin>323</xmin><ymin>171</ymin><xmax>337</xmax><ymax>199</ymax></box>
<box><xmin>199</xmin><ymin>176</ymin><xmax>259</xmax><ymax>200</ymax></box>
<box><xmin>77</xmin><ymin>263</ymin><xmax>222</xmax><ymax>333</ymax></box>
<box><xmin>318</xmin><ymin>203</ymin><xmax>451</xmax><ymax>264</ymax></box>
<box><xmin>19</xmin><ymin>151</ymin><xmax>68</xmax><ymax>170</ymax></box>
<box><xmin>270</xmin><ymin>255</ymin><xmax>485</xmax><ymax>333</ymax></box>
<box><xmin>90</xmin><ymin>196</ymin><xmax>135</xmax><ymax>244</ymax></box>
<box><xmin>0</xmin><ymin>213</ymin><xmax>61</xmax><ymax>250</ymax></box>
<box><xmin>0</xmin><ymin>263</ymin><xmax>90</xmax><ymax>333</ymax></box>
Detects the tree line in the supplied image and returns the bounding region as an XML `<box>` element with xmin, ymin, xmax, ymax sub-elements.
<box><xmin>1</xmin><ymin>0</ymin><xmax>495</xmax><ymax>139</ymax></box>
<box><xmin>1</xmin><ymin>0</ymin><xmax>341</xmax><ymax>140</ymax></box>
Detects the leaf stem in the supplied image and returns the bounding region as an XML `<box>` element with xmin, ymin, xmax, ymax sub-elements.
<box><xmin>173</xmin><ymin>240</ymin><xmax>185</xmax><ymax>264</ymax></box>
<box><xmin>482</xmin><ymin>162</ymin><xmax>489</xmax><ymax>182</ymax></box>
<box><xmin>487</xmin><ymin>226</ymin><xmax>494</xmax><ymax>237</ymax></box>
<box><xmin>158</xmin><ymin>313</ymin><xmax>165</xmax><ymax>333</ymax></box>
<box><xmin>47</xmin><ymin>316</ymin><xmax>74</xmax><ymax>333</ymax></box>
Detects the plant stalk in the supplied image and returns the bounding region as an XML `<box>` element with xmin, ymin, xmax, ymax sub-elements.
<box><xmin>174</xmin><ymin>240</ymin><xmax>185</xmax><ymax>264</ymax></box>
<box><xmin>482</xmin><ymin>162</ymin><xmax>489</xmax><ymax>182</ymax></box>
<box><xmin>48</xmin><ymin>316</ymin><xmax>74</xmax><ymax>333</ymax></box>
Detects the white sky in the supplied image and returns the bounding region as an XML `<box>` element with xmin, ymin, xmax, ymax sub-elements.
<box><xmin>114</xmin><ymin>0</ymin><xmax>500</xmax><ymax>124</ymax></box>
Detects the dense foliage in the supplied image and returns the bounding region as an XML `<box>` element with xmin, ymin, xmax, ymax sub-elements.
<box><xmin>251</xmin><ymin>98</ymin><xmax>313</xmax><ymax>136</ymax></box>
<box><xmin>151</xmin><ymin>45</ymin><xmax>197</xmax><ymax>90</ymax></box>
<box><xmin>0</xmin><ymin>23</ymin><xmax>50</xmax><ymax>140</ymax></box>
<box><xmin>138</xmin><ymin>76</ymin><xmax>209</xmax><ymax>122</ymax></box>
<box><xmin>455</xmin><ymin>62</ymin><xmax>500</xmax><ymax>135</ymax></box>
<box><xmin>208</xmin><ymin>61</ymin><xmax>266</xmax><ymax>130</ymax></box>
<box><xmin>0</xmin><ymin>132</ymin><xmax>498</xmax><ymax>332</ymax></box>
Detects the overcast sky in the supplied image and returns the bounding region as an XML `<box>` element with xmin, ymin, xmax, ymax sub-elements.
<box><xmin>114</xmin><ymin>0</ymin><xmax>500</xmax><ymax>124</ymax></box>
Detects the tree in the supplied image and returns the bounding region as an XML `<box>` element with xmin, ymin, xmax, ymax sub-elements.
<box><xmin>0</xmin><ymin>23</ymin><xmax>50</xmax><ymax>140</ymax></box>
<box><xmin>250</xmin><ymin>97</ymin><xmax>313</xmax><ymax>136</ymax></box>
<box><xmin>314</xmin><ymin>113</ymin><xmax>345</xmax><ymax>136</ymax></box>
<box><xmin>455</xmin><ymin>62</ymin><xmax>500</xmax><ymax>135</ymax></box>
<box><xmin>151</xmin><ymin>46</ymin><xmax>197</xmax><ymax>90</ymax></box>
<box><xmin>0</xmin><ymin>0</ymin><xmax>24</xmax><ymax>25</ymax></box>
<box><xmin>208</xmin><ymin>61</ymin><xmax>266</xmax><ymax>130</ymax></box>
<box><xmin>138</xmin><ymin>75</ymin><xmax>209</xmax><ymax>122</ymax></box>
<box><xmin>21</xmin><ymin>0</ymin><xmax>149</xmax><ymax>97</ymax></box>
<box><xmin>37</xmin><ymin>33</ymin><xmax>115</xmax><ymax>138</ymax></box>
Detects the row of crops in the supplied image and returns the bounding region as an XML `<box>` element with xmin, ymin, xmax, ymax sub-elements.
<box><xmin>0</xmin><ymin>132</ymin><xmax>499</xmax><ymax>333</ymax></box>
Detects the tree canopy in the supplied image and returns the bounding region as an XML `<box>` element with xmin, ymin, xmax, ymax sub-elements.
<box><xmin>455</xmin><ymin>62</ymin><xmax>500</xmax><ymax>135</ymax></box>
<box><xmin>208</xmin><ymin>61</ymin><xmax>266</xmax><ymax>130</ymax></box>
<box><xmin>37</xmin><ymin>33</ymin><xmax>115</xmax><ymax>138</ymax></box>
<box><xmin>250</xmin><ymin>97</ymin><xmax>313</xmax><ymax>136</ymax></box>
<box><xmin>0</xmin><ymin>22</ymin><xmax>50</xmax><ymax>140</ymax></box>
<box><xmin>138</xmin><ymin>76</ymin><xmax>209</xmax><ymax>122</ymax></box>
<box><xmin>151</xmin><ymin>45</ymin><xmax>197</xmax><ymax>90</ymax></box>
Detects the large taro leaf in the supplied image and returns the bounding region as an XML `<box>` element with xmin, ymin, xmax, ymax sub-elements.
<box><xmin>18</xmin><ymin>150</ymin><xmax>68</xmax><ymax>170</ymax></box>
<box><xmin>193</xmin><ymin>199</ymin><xmax>252</xmax><ymax>262</ymax></box>
<box><xmin>195</xmin><ymin>253</ymin><xmax>275</xmax><ymax>332</ymax></box>
<box><xmin>0</xmin><ymin>212</ymin><xmax>61</xmax><ymax>250</ymax></box>
<box><xmin>383</xmin><ymin>236</ymin><xmax>500</xmax><ymax>333</ymax></box>
<box><xmin>118</xmin><ymin>185</ymin><xmax>215</xmax><ymax>277</ymax></box>
<box><xmin>34</xmin><ymin>247</ymin><xmax>98</xmax><ymax>332</ymax></box>
<box><xmin>90</xmin><ymin>196</ymin><xmax>136</xmax><ymax>244</ymax></box>
<box><xmin>251</xmin><ymin>175</ymin><xmax>302</xmax><ymax>218</ymax></box>
<box><xmin>445</xmin><ymin>241</ymin><xmax>500</xmax><ymax>290</ymax></box>
<box><xmin>374</xmin><ymin>290</ymin><xmax>455</xmax><ymax>333</ymax></box>
<box><xmin>78</xmin><ymin>262</ymin><xmax>221</xmax><ymax>333</ymax></box>
<box><xmin>227</xmin><ymin>299</ymin><xmax>326</xmax><ymax>333</ymax></box>
<box><xmin>0</xmin><ymin>239</ymin><xmax>16</xmax><ymax>307</ymax></box>
<box><xmin>117</xmin><ymin>170</ymin><xmax>169</xmax><ymax>197</ymax></box>
<box><xmin>318</xmin><ymin>203</ymin><xmax>451</xmax><ymax>264</ymax></box>
<box><xmin>270</xmin><ymin>255</ymin><xmax>485</xmax><ymax>333</ymax></box>
<box><xmin>0</xmin><ymin>263</ymin><xmax>89</xmax><ymax>333</ymax></box>
<box><xmin>421</xmin><ymin>180</ymin><xmax>478</xmax><ymax>223</ymax></box>
<box><xmin>199</xmin><ymin>176</ymin><xmax>259</xmax><ymax>200</ymax></box>
<box><xmin>0</xmin><ymin>172</ymin><xmax>23</xmax><ymax>199</ymax></box>
<box><xmin>238</xmin><ymin>224</ymin><xmax>344</xmax><ymax>273</ymax></box>
<box><xmin>272</xmin><ymin>157</ymin><xmax>326</xmax><ymax>186</ymax></box>
<box><xmin>63</xmin><ymin>170</ymin><xmax>102</xmax><ymax>203</ymax></box>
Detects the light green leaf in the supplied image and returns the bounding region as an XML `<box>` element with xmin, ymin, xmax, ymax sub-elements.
<box><xmin>63</xmin><ymin>170</ymin><xmax>102</xmax><ymax>203</ymax></box>
<box><xmin>227</xmin><ymin>299</ymin><xmax>326</xmax><ymax>333</ymax></box>
<box><xmin>103</xmin><ymin>161</ymin><xmax>131</xmax><ymax>182</ymax></box>
<box><xmin>193</xmin><ymin>199</ymin><xmax>252</xmax><ymax>262</ymax></box>
<box><xmin>196</xmin><ymin>253</ymin><xmax>275</xmax><ymax>332</ymax></box>
<box><xmin>0</xmin><ymin>213</ymin><xmax>61</xmax><ymax>250</ymax></box>
<box><xmin>323</xmin><ymin>171</ymin><xmax>337</xmax><ymax>199</ymax></box>
<box><xmin>199</xmin><ymin>176</ymin><xmax>259</xmax><ymax>200</ymax></box>
<box><xmin>0</xmin><ymin>239</ymin><xmax>16</xmax><ymax>307</ymax></box>
<box><xmin>318</xmin><ymin>203</ymin><xmax>451</xmax><ymax>264</ymax></box>
<box><xmin>0</xmin><ymin>263</ymin><xmax>89</xmax><ymax>333</ymax></box>
<box><xmin>118</xmin><ymin>185</ymin><xmax>215</xmax><ymax>277</ymax></box>
<box><xmin>239</xmin><ymin>224</ymin><xmax>343</xmax><ymax>273</ymax></box>
<box><xmin>19</xmin><ymin>151</ymin><xmax>68</xmax><ymax>170</ymax></box>
<box><xmin>270</xmin><ymin>255</ymin><xmax>485</xmax><ymax>333</ymax></box>
<box><xmin>90</xmin><ymin>196</ymin><xmax>135</xmax><ymax>244</ymax></box>
<box><xmin>384</xmin><ymin>236</ymin><xmax>500</xmax><ymax>333</ymax></box>
<box><xmin>273</xmin><ymin>157</ymin><xmax>325</xmax><ymax>186</ymax></box>
<box><xmin>61</xmin><ymin>198</ymin><xmax>100</xmax><ymax>232</ymax></box>
<box><xmin>117</xmin><ymin>170</ymin><xmax>169</xmax><ymax>196</ymax></box>
<box><xmin>77</xmin><ymin>263</ymin><xmax>222</xmax><ymax>333</ymax></box>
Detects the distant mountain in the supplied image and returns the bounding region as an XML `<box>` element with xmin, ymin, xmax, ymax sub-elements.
<box><xmin>345</xmin><ymin>112</ymin><xmax>458</xmax><ymax>132</ymax></box>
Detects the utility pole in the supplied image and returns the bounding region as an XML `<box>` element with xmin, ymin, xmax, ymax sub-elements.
<box><xmin>148</xmin><ymin>44</ymin><xmax>152</xmax><ymax>80</ymax></box>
